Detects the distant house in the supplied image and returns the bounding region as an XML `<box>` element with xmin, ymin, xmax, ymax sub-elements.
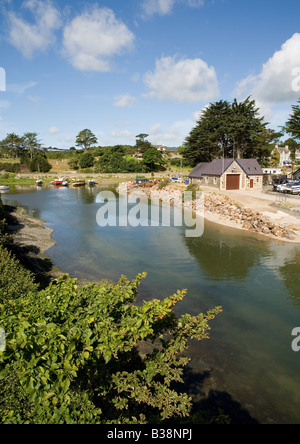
<box><xmin>189</xmin><ymin>158</ymin><xmax>264</xmax><ymax>191</ymax></box>
<box><xmin>263</xmin><ymin>168</ymin><xmax>283</xmax><ymax>175</ymax></box>
<box><xmin>153</xmin><ymin>145</ymin><xmax>167</xmax><ymax>152</ymax></box>
<box><xmin>271</xmin><ymin>144</ymin><xmax>300</xmax><ymax>165</ymax></box>
<box><xmin>273</xmin><ymin>145</ymin><xmax>291</xmax><ymax>166</ymax></box>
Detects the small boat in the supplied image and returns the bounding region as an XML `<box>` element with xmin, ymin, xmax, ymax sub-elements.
<box><xmin>0</xmin><ymin>185</ymin><xmax>9</xmax><ymax>192</ymax></box>
<box><xmin>88</xmin><ymin>179</ymin><xmax>98</xmax><ymax>186</ymax></box>
<box><xmin>62</xmin><ymin>181</ymin><xmax>69</xmax><ymax>187</ymax></box>
<box><xmin>72</xmin><ymin>180</ymin><xmax>86</xmax><ymax>188</ymax></box>
<box><xmin>52</xmin><ymin>177</ymin><xmax>68</xmax><ymax>186</ymax></box>
<box><xmin>36</xmin><ymin>179</ymin><xmax>43</xmax><ymax>185</ymax></box>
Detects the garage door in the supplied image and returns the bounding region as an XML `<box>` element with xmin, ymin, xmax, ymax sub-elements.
<box><xmin>226</xmin><ymin>174</ymin><xmax>240</xmax><ymax>190</ymax></box>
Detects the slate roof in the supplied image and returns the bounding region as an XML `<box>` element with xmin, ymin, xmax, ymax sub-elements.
<box><xmin>189</xmin><ymin>158</ymin><xmax>264</xmax><ymax>178</ymax></box>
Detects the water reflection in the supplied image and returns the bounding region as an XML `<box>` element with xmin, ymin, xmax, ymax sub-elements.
<box><xmin>268</xmin><ymin>245</ymin><xmax>300</xmax><ymax>306</ymax></box>
<box><xmin>185</xmin><ymin>232</ymin><xmax>261</xmax><ymax>281</ymax></box>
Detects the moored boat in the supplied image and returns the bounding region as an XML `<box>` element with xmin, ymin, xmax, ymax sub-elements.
<box><xmin>72</xmin><ymin>180</ymin><xmax>86</xmax><ymax>187</ymax></box>
<box><xmin>52</xmin><ymin>177</ymin><xmax>68</xmax><ymax>186</ymax></box>
<box><xmin>0</xmin><ymin>185</ymin><xmax>9</xmax><ymax>191</ymax></box>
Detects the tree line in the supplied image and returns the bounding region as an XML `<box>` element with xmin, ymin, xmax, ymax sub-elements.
<box><xmin>0</xmin><ymin>132</ymin><xmax>51</xmax><ymax>173</ymax></box>
<box><xmin>1</xmin><ymin>98</ymin><xmax>299</xmax><ymax>173</ymax></box>
<box><xmin>0</xmin><ymin>130</ymin><xmax>167</xmax><ymax>174</ymax></box>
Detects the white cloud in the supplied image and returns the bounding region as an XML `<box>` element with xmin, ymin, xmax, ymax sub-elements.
<box><xmin>63</xmin><ymin>7</ymin><xmax>135</xmax><ymax>72</ymax></box>
<box><xmin>235</xmin><ymin>33</ymin><xmax>300</xmax><ymax>105</ymax></box>
<box><xmin>141</xmin><ymin>0</ymin><xmax>175</xmax><ymax>17</ymax></box>
<box><xmin>141</xmin><ymin>0</ymin><xmax>204</xmax><ymax>18</ymax></box>
<box><xmin>7</xmin><ymin>81</ymin><xmax>38</xmax><ymax>95</ymax></box>
<box><xmin>148</xmin><ymin>118</ymin><xmax>194</xmax><ymax>146</ymax></box>
<box><xmin>143</xmin><ymin>56</ymin><xmax>219</xmax><ymax>103</ymax></box>
<box><xmin>48</xmin><ymin>126</ymin><xmax>61</xmax><ymax>135</ymax></box>
<box><xmin>7</xmin><ymin>0</ymin><xmax>62</xmax><ymax>58</ymax></box>
<box><xmin>114</xmin><ymin>94</ymin><xmax>136</xmax><ymax>108</ymax></box>
<box><xmin>27</xmin><ymin>95</ymin><xmax>41</xmax><ymax>106</ymax></box>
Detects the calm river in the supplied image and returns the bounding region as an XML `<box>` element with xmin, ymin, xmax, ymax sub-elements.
<box><xmin>3</xmin><ymin>185</ymin><xmax>300</xmax><ymax>424</ymax></box>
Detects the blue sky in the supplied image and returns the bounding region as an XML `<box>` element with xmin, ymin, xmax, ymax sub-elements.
<box><xmin>0</xmin><ymin>0</ymin><xmax>300</xmax><ymax>149</ymax></box>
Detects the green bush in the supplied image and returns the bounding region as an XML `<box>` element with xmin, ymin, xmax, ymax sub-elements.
<box><xmin>0</xmin><ymin>269</ymin><xmax>221</xmax><ymax>424</ymax></box>
<box><xmin>30</xmin><ymin>155</ymin><xmax>52</xmax><ymax>173</ymax></box>
<box><xmin>79</xmin><ymin>152</ymin><xmax>95</xmax><ymax>169</ymax></box>
<box><xmin>0</xmin><ymin>163</ymin><xmax>21</xmax><ymax>173</ymax></box>
<box><xmin>157</xmin><ymin>179</ymin><xmax>170</xmax><ymax>190</ymax></box>
<box><xmin>0</xmin><ymin>245</ymin><xmax>38</xmax><ymax>302</ymax></box>
<box><xmin>185</xmin><ymin>184</ymin><xmax>201</xmax><ymax>201</ymax></box>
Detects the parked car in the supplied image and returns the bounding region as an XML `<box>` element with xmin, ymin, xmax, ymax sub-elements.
<box><xmin>277</xmin><ymin>183</ymin><xmax>293</xmax><ymax>193</ymax></box>
<box><xmin>277</xmin><ymin>180</ymin><xmax>300</xmax><ymax>194</ymax></box>
<box><xmin>273</xmin><ymin>178</ymin><xmax>290</xmax><ymax>191</ymax></box>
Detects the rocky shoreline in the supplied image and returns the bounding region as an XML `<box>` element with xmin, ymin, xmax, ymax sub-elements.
<box><xmin>128</xmin><ymin>185</ymin><xmax>300</xmax><ymax>243</ymax></box>
<box><xmin>4</xmin><ymin>205</ymin><xmax>63</xmax><ymax>287</ymax></box>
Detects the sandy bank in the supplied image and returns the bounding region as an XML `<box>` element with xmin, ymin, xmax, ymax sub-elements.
<box><xmin>4</xmin><ymin>205</ymin><xmax>63</xmax><ymax>285</ymax></box>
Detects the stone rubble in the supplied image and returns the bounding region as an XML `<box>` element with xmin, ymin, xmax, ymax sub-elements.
<box><xmin>129</xmin><ymin>184</ymin><xmax>297</xmax><ymax>241</ymax></box>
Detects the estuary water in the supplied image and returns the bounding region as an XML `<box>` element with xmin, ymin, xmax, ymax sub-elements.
<box><xmin>3</xmin><ymin>185</ymin><xmax>300</xmax><ymax>424</ymax></box>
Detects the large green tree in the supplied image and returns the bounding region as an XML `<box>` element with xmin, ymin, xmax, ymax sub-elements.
<box><xmin>285</xmin><ymin>99</ymin><xmax>300</xmax><ymax>141</ymax></box>
<box><xmin>23</xmin><ymin>133</ymin><xmax>42</xmax><ymax>160</ymax></box>
<box><xmin>184</xmin><ymin>98</ymin><xmax>269</xmax><ymax>166</ymax></box>
<box><xmin>136</xmin><ymin>134</ymin><xmax>152</xmax><ymax>153</ymax></box>
<box><xmin>230</xmin><ymin>97</ymin><xmax>266</xmax><ymax>159</ymax></box>
<box><xmin>76</xmin><ymin>129</ymin><xmax>98</xmax><ymax>151</ymax></box>
<box><xmin>0</xmin><ymin>133</ymin><xmax>24</xmax><ymax>159</ymax></box>
<box><xmin>184</xmin><ymin>101</ymin><xmax>232</xmax><ymax>165</ymax></box>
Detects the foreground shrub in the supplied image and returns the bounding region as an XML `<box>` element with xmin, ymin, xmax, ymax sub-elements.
<box><xmin>0</xmin><ymin>272</ymin><xmax>222</xmax><ymax>424</ymax></box>
<box><xmin>0</xmin><ymin>245</ymin><xmax>38</xmax><ymax>302</ymax></box>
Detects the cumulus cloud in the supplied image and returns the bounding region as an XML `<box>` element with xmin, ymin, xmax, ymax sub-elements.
<box><xmin>148</xmin><ymin>119</ymin><xmax>194</xmax><ymax>146</ymax></box>
<box><xmin>7</xmin><ymin>0</ymin><xmax>62</xmax><ymax>58</ymax></box>
<box><xmin>63</xmin><ymin>7</ymin><xmax>135</xmax><ymax>72</ymax></box>
<box><xmin>114</xmin><ymin>94</ymin><xmax>137</xmax><ymax>108</ymax></box>
<box><xmin>141</xmin><ymin>0</ymin><xmax>175</xmax><ymax>17</ymax></box>
<box><xmin>235</xmin><ymin>33</ymin><xmax>300</xmax><ymax>105</ymax></box>
<box><xmin>143</xmin><ymin>56</ymin><xmax>219</xmax><ymax>103</ymax></box>
<box><xmin>141</xmin><ymin>0</ymin><xmax>204</xmax><ymax>18</ymax></box>
<box><xmin>48</xmin><ymin>126</ymin><xmax>61</xmax><ymax>135</ymax></box>
<box><xmin>7</xmin><ymin>81</ymin><xmax>38</xmax><ymax>95</ymax></box>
